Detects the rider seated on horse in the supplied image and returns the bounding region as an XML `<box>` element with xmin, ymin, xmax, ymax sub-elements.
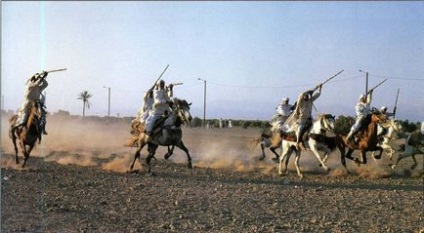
<box><xmin>144</xmin><ymin>79</ymin><xmax>174</xmax><ymax>136</ymax></box>
<box><xmin>12</xmin><ymin>71</ymin><xmax>49</xmax><ymax>135</ymax></box>
<box><xmin>271</xmin><ymin>97</ymin><xmax>293</xmax><ymax>132</ymax></box>
<box><xmin>346</xmin><ymin>90</ymin><xmax>373</xmax><ymax>143</ymax></box>
<box><xmin>282</xmin><ymin>84</ymin><xmax>322</xmax><ymax>149</ymax></box>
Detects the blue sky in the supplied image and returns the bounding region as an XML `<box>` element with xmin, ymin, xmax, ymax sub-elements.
<box><xmin>2</xmin><ymin>2</ymin><xmax>423</xmax><ymax>122</ymax></box>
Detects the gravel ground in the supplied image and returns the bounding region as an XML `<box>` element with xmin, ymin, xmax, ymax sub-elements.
<box><xmin>1</xmin><ymin>154</ymin><xmax>423</xmax><ymax>233</ymax></box>
<box><xmin>1</xmin><ymin>118</ymin><xmax>423</xmax><ymax>232</ymax></box>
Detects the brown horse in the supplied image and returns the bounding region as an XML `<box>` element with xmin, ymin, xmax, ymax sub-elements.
<box><xmin>250</xmin><ymin>130</ymin><xmax>282</xmax><ymax>162</ymax></box>
<box><xmin>340</xmin><ymin>111</ymin><xmax>388</xmax><ymax>165</ymax></box>
<box><xmin>9</xmin><ymin>102</ymin><xmax>42</xmax><ymax>168</ymax></box>
<box><xmin>129</xmin><ymin>98</ymin><xmax>193</xmax><ymax>175</ymax></box>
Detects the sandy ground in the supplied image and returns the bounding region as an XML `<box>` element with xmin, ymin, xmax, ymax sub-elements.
<box><xmin>1</xmin><ymin>116</ymin><xmax>423</xmax><ymax>232</ymax></box>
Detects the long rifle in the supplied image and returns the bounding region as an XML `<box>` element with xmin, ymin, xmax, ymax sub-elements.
<box><xmin>322</xmin><ymin>70</ymin><xmax>344</xmax><ymax>85</ymax></box>
<box><xmin>367</xmin><ymin>79</ymin><xmax>387</xmax><ymax>94</ymax></box>
<box><xmin>45</xmin><ymin>68</ymin><xmax>67</xmax><ymax>73</ymax></box>
<box><xmin>393</xmin><ymin>88</ymin><xmax>400</xmax><ymax>119</ymax></box>
<box><xmin>149</xmin><ymin>64</ymin><xmax>169</xmax><ymax>91</ymax></box>
<box><xmin>313</xmin><ymin>70</ymin><xmax>344</xmax><ymax>91</ymax></box>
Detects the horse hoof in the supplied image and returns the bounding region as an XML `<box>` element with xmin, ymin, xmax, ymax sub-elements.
<box><xmin>128</xmin><ymin>169</ymin><xmax>139</xmax><ymax>174</ymax></box>
<box><xmin>259</xmin><ymin>157</ymin><xmax>264</xmax><ymax>161</ymax></box>
<box><xmin>188</xmin><ymin>163</ymin><xmax>193</xmax><ymax>169</ymax></box>
<box><xmin>411</xmin><ymin>165</ymin><xmax>417</xmax><ymax>170</ymax></box>
<box><xmin>272</xmin><ymin>158</ymin><xmax>279</xmax><ymax>164</ymax></box>
<box><xmin>149</xmin><ymin>172</ymin><xmax>157</xmax><ymax>177</ymax></box>
<box><xmin>164</xmin><ymin>153</ymin><xmax>170</xmax><ymax>160</ymax></box>
<box><xmin>278</xmin><ymin>172</ymin><xmax>284</xmax><ymax>177</ymax></box>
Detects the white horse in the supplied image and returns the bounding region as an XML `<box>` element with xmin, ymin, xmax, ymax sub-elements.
<box><xmin>373</xmin><ymin>119</ymin><xmax>403</xmax><ymax>160</ymax></box>
<box><xmin>390</xmin><ymin>130</ymin><xmax>424</xmax><ymax>170</ymax></box>
<box><xmin>278</xmin><ymin>114</ymin><xmax>339</xmax><ymax>178</ymax></box>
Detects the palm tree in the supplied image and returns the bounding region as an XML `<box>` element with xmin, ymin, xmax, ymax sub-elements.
<box><xmin>77</xmin><ymin>91</ymin><xmax>93</xmax><ymax>117</ymax></box>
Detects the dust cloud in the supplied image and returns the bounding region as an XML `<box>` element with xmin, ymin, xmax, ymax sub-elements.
<box><xmin>1</xmin><ymin>115</ymin><xmax>422</xmax><ymax>177</ymax></box>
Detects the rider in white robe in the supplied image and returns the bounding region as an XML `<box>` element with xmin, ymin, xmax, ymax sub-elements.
<box><xmin>144</xmin><ymin>80</ymin><xmax>173</xmax><ymax>136</ymax></box>
<box><xmin>271</xmin><ymin>97</ymin><xmax>292</xmax><ymax>132</ymax></box>
<box><xmin>284</xmin><ymin>84</ymin><xmax>322</xmax><ymax>148</ymax></box>
<box><xmin>346</xmin><ymin>90</ymin><xmax>373</xmax><ymax>142</ymax></box>
<box><xmin>13</xmin><ymin>71</ymin><xmax>49</xmax><ymax>133</ymax></box>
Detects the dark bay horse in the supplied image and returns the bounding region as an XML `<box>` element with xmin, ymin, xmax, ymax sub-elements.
<box><xmin>340</xmin><ymin>111</ymin><xmax>388</xmax><ymax>165</ymax></box>
<box><xmin>129</xmin><ymin>98</ymin><xmax>193</xmax><ymax>175</ymax></box>
<box><xmin>9</xmin><ymin>102</ymin><xmax>42</xmax><ymax>168</ymax></box>
<box><xmin>250</xmin><ymin>130</ymin><xmax>282</xmax><ymax>162</ymax></box>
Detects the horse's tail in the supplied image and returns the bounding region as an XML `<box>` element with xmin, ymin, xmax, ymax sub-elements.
<box><xmin>250</xmin><ymin>137</ymin><xmax>262</xmax><ymax>150</ymax></box>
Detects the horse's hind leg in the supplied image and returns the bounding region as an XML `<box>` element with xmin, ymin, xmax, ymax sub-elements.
<box><xmin>270</xmin><ymin>146</ymin><xmax>280</xmax><ymax>163</ymax></box>
<box><xmin>130</xmin><ymin>143</ymin><xmax>146</xmax><ymax>171</ymax></box>
<box><xmin>410</xmin><ymin>155</ymin><xmax>418</xmax><ymax>170</ymax></box>
<box><xmin>176</xmin><ymin>141</ymin><xmax>192</xmax><ymax>169</ymax></box>
<box><xmin>146</xmin><ymin>144</ymin><xmax>158</xmax><ymax>174</ymax></box>
<box><xmin>259</xmin><ymin>143</ymin><xmax>266</xmax><ymax>161</ymax></box>
<box><xmin>12</xmin><ymin>134</ymin><xmax>19</xmax><ymax>164</ymax></box>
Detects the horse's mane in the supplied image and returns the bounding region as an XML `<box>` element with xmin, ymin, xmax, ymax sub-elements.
<box><xmin>173</xmin><ymin>98</ymin><xmax>190</xmax><ymax>109</ymax></box>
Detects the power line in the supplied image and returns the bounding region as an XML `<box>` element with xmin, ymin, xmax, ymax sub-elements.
<box><xmin>368</xmin><ymin>74</ymin><xmax>424</xmax><ymax>81</ymax></box>
<box><xmin>193</xmin><ymin>75</ymin><xmax>362</xmax><ymax>90</ymax></box>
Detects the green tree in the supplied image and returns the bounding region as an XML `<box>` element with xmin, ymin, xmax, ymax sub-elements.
<box><xmin>77</xmin><ymin>91</ymin><xmax>93</xmax><ymax>117</ymax></box>
<box><xmin>334</xmin><ymin>115</ymin><xmax>354</xmax><ymax>135</ymax></box>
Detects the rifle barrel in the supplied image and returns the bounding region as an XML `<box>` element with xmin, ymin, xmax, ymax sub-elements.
<box><xmin>322</xmin><ymin>70</ymin><xmax>344</xmax><ymax>85</ymax></box>
<box><xmin>46</xmin><ymin>68</ymin><xmax>67</xmax><ymax>73</ymax></box>
<box><xmin>368</xmin><ymin>79</ymin><xmax>387</xmax><ymax>93</ymax></box>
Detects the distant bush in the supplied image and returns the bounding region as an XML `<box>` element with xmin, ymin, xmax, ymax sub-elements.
<box><xmin>54</xmin><ymin>110</ymin><xmax>70</xmax><ymax>116</ymax></box>
<box><xmin>334</xmin><ymin>115</ymin><xmax>354</xmax><ymax>135</ymax></box>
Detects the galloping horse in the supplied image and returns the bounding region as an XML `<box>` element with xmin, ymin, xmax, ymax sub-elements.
<box><xmin>278</xmin><ymin>114</ymin><xmax>341</xmax><ymax>178</ymax></box>
<box><xmin>129</xmin><ymin>98</ymin><xmax>193</xmax><ymax>174</ymax></box>
<box><xmin>390</xmin><ymin>130</ymin><xmax>424</xmax><ymax>170</ymax></box>
<box><xmin>9</xmin><ymin>102</ymin><xmax>42</xmax><ymax>168</ymax></box>
<box><xmin>250</xmin><ymin>130</ymin><xmax>282</xmax><ymax>162</ymax></box>
<box><xmin>340</xmin><ymin>110</ymin><xmax>388</xmax><ymax>165</ymax></box>
<box><xmin>373</xmin><ymin>119</ymin><xmax>402</xmax><ymax>160</ymax></box>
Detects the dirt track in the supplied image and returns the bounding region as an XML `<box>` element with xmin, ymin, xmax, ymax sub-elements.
<box><xmin>1</xmin><ymin>116</ymin><xmax>423</xmax><ymax>232</ymax></box>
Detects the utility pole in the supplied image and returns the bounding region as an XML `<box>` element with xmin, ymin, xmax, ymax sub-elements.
<box><xmin>198</xmin><ymin>78</ymin><xmax>207</xmax><ymax>128</ymax></box>
<box><xmin>359</xmin><ymin>70</ymin><xmax>369</xmax><ymax>93</ymax></box>
<box><xmin>103</xmin><ymin>86</ymin><xmax>111</xmax><ymax>117</ymax></box>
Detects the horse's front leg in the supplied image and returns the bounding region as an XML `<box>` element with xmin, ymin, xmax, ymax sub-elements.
<box><xmin>310</xmin><ymin>146</ymin><xmax>330</xmax><ymax>172</ymax></box>
<box><xmin>176</xmin><ymin>141</ymin><xmax>192</xmax><ymax>169</ymax></box>
<box><xmin>373</xmin><ymin>146</ymin><xmax>383</xmax><ymax>160</ymax></box>
<box><xmin>294</xmin><ymin>149</ymin><xmax>303</xmax><ymax>179</ymax></box>
<box><xmin>354</xmin><ymin>151</ymin><xmax>367</xmax><ymax>165</ymax></box>
<box><xmin>278</xmin><ymin>144</ymin><xmax>291</xmax><ymax>176</ymax></box>
<box><xmin>164</xmin><ymin>145</ymin><xmax>175</xmax><ymax>160</ymax></box>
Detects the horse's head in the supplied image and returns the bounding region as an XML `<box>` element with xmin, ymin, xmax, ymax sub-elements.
<box><xmin>314</xmin><ymin>114</ymin><xmax>336</xmax><ymax>134</ymax></box>
<box><xmin>371</xmin><ymin>111</ymin><xmax>388</xmax><ymax>124</ymax></box>
<box><xmin>380</xmin><ymin>119</ymin><xmax>402</xmax><ymax>132</ymax></box>
<box><xmin>172</xmin><ymin>98</ymin><xmax>193</xmax><ymax>124</ymax></box>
